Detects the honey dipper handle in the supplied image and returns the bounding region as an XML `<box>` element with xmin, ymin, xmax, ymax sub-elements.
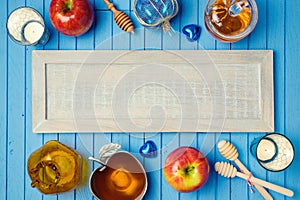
<box><xmin>235</xmin><ymin>159</ymin><xmax>273</xmax><ymax>200</ymax></box>
<box><xmin>103</xmin><ymin>0</ymin><xmax>118</xmax><ymax>14</ymax></box>
<box><xmin>236</xmin><ymin>172</ymin><xmax>294</xmax><ymax>197</ymax></box>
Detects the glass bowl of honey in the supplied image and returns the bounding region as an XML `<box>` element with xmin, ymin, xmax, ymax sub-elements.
<box><xmin>89</xmin><ymin>151</ymin><xmax>147</xmax><ymax>200</ymax></box>
<box><xmin>204</xmin><ymin>0</ymin><xmax>258</xmax><ymax>42</ymax></box>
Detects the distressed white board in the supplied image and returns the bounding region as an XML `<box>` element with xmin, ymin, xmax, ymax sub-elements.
<box><xmin>32</xmin><ymin>50</ymin><xmax>274</xmax><ymax>133</ymax></box>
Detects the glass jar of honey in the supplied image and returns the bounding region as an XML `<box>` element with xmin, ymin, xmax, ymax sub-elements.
<box><xmin>204</xmin><ymin>0</ymin><xmax>258</xmax><ymax>42</ymax></box>
<box><xmin>27</xmin><ymin>140</ymin><xmax>82</xmax><ymax>194</ymax></box>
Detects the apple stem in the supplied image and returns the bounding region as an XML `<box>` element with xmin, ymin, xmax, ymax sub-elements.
<box><xmin>63</xmin><ymin>0</ymin><xmax>73</xmax><ymax>13</ymax></box>
<box><xmin>185</xmin><ymin>166</ymin><xmax>195</xmax><ymax>174</ymax></box>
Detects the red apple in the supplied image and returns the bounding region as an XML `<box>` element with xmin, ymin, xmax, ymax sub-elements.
<box><xmin>50</xmin><ymin>0</ymin><xmax>94</xmax><ymax>36</ymax></box>
<box><xmin>163</xmin><ymin>146</ymin><xmax>210</xmax><ymax>192</ymax></box>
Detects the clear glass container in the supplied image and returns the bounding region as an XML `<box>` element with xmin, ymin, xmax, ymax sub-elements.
<box><xmin>7</xmin><ymin>7</ymin><xmax>50</xmax><ymax>46</ymax></box>
<box><xmin>250</xmin><ymin>133</ymin><xmax>294</xmax><ymax>172</ymax></box>
<box><xmin>204</xmin><ymin>0</ymin><xmax>258</xmax><ymax>42</ymax></box>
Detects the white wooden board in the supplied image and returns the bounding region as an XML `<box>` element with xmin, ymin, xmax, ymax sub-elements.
<box><xmin>32</xmin><ymin>50</ymin><xmax>274</xmax><ymax>133</ymax></box>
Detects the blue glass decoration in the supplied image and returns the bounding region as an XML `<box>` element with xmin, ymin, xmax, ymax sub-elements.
<box><xmin>182</xmin><ymin>24</ymin><xmax>201</xmax><ymax>42</ymax></box>
<box><xmin>133</xmin><ymin>0</ymin><xmax>179</xmax><ymax>32</ymax></box>
<box><xmin>139</xmin><ymin>140</ymin><xmax>158</xmax><ymax>158</ymax></box>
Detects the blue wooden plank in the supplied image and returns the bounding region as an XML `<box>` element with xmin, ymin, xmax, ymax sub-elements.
<box><xmin>0</xmin><ymin>1</ymin><xmax>8</xmax><ymax>199</ymax></box>
<box><xmin>24</xmin><ymin>47</ymin><xmax>44</xmax><ymax>200</ymax></box>
<box><xmin>197</xmin><ymin>133</ymin><xmax>216</xmax><ymax>200</ymax></box>
<box><xmin>163</xmin><ymin>13</ymin><xmax>180</xmax><ymax>50</ymax></box>
<box><xmin>285</xmin><ymin>0</ymin><xmax>300</xmax><ymax>199</ymax></box>
<box><xmin>248</xmin><ymin>133</ymin><xmax>269</xmax><ymax>200</ymax></box>
<box><xmin>95</xmin><ymin>11</ymin><xmax>113</xmax><ymax>50</ymax></box>
<box><xmin>230</xmin><ymin>134</ymin><xmax>249</xmax><ymax>200</ymax></box>
<box><xmin>0</xmin><ymin>1</ymin><xmax>7</xmax><ymax>199</ymax></box>
<box><xmin>7</xmin><ymin>42</ymin><xmax>26</xmax><ymax>199</ymax></box>
<box><xmin>247</xmin><ymin>1</ymin><xmax>270</xmax><ymax>200</ymax></box>
<box><xmin>96</xmin><ymin>0</ymin><xmax>129</xmax><ymax>10</ymax></box>
<box><xmin>130</xmin><ymin>13</ymin><xmax>145</xmax><ymax>50</ymax></box>
<box><xmin>216</xmin><ymin>41</ymin><xmax>230</xmax><ymax>50</ymax></box>
<box><xmin>59</xmin><ymin>34</ymin><xmax>76</xmax><ymax>50</ymax></box>
<box><xmin>248</xmin><ymin>0</ymin><xmax>267</xmax><ymax>49</ymax></box>
<box><xmin>180</xmin><ymin>0</ymin><xmax>198</xmax><ymax>50</ymax></box>
<box><xmin>198</xmin><ymin>1</ymin><xmax>215</xmax><ymax>50</ymax></box>
<box><xmin>75</xmin><ymin>8</ymin><xmax>95</xmax><ymax>197</ymax></box>
<box><xmin>161</xmin><ymin>133</ymin><xmax>179</xmax><ymax>200</ymax></box>
<box><xmin>77</xmin><ymin>24</ymin><xmax>95</xmax><ymax>50</ymax></box>
<box><xmin>180</xmin><ymin>133</ymin><xmax>197</xmax><ymax>147</ymax></box>
<box><xmin>112</xmin><ymin>132</ymin><xmax>130</xmax><ymax>151</ymax></box>
<box><xmin>215</xmin><ymin>133</ymin><xmax>230</xmax><ymax>200</ymax></box>
<box><xmin>145</xmin><ymin>28</ymin><xmax>162</xmax><ymax>50</ymax></box>
<box><xmin>24</xmin><ymin>2</ymin><xmax>45</xmax><ymax>200</ymax></box>
<box><xmin>44</xmin><ymin>0</ymin><xmax>59</xmax><ymax>50</ymax></box>
<box><xmin>129</xmin><ymin>133</ymin><xmax>145</xmax><ymax>199</ymax></box>
<box><xmin>114</xmin><ymin>0</ymin><xmax>130</xmax><ymax>11</ymax></box>
<box><xmin>162</xmin><ymin>6</ymin><xmax>180</xmax><ymax>50</ymax></box>
<box><xmin>92</xmin><ymin>12</ymin><xmax>113</xmax><ymax>200</ymax></box>
<box><xmin>266</xmin><ymin>0</ymin><xmax>285</xmax><ymax>199</ymax></box>
<box><xmin>129</xmin><ymin>133</ymin><xmax>144</xmax><ymax>164</ymax></box>
<box><xmin>144</xmin><ymin>133</ymin><xmax>161</xmax><ymax>200</ymax></box>
<box><xmin>93</xmin><ymin>133</ymin><xmax>112</xmax><ymax>161</ymax></box>
<box><xmin>112</xmin><ymin>11</ymin><xmax>130</xmax><ymax>49</ymax></box>
<box><xmin>7</xmin><ymin>2</ymin><xmax>26</xmax><ymax>200</ymax></box>
<box><xmin>75</xmin><ymin>133</ymin><xmax>94</xmax><ymax>200</ymax></box>
<box><xmin>267</xmin><ymin>0</ymin><xmax>285</xmax><ymax>137</ymax></box>
<box><xmin>56</xmin><ymin>18</ymin><xmax>77</xmax><ymax>199</ymax></box>
<box><xmin>230</xmin><ymin>25</ymin><xmax>249</xmax><ymax>200</ymax></box>
<box><xmin>229</xmin><ymin>20</ymin><xmax>250</xmax><ymax>199</ymax></box>
<box><xmin>95</xmin><ymin>0</ymin><xmax>107</xmax><ymax>10</ymax></box>
<box><xmin>231</xmin><ymin>37</ymin><xmax>248</xmax><ymax>50</ymax></box>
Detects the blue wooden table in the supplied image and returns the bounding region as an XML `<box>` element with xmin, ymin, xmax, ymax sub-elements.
<box><xmin>1</xmin><ymin>0</ymin><xmax>299</xmax><ymax>199</ymax></box>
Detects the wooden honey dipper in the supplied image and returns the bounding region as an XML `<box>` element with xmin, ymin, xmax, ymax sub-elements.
<box><xmin>215</xmin><ymin>162</ymin><xmax>294</xmax><ymax>197</ymax></box>
<box><xmin>103</xmin><ymin>0</ymin><xmax>134</xmax><ymax>33</ymax></box>
<box><xmin>218</xmin><ymin>140</ymin><xmax>273</xmax><ymax>200</ymax></box>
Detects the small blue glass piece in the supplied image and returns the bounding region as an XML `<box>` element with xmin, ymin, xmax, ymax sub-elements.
<box><xmin>182</xmin><ymin>24</ymin><xmax>201</xmax><ymax>42</ymax></box>
<box><xmin>139</xmin><ymin>140</ymin><xmax>158</xmax><ymax>158</ymax></box>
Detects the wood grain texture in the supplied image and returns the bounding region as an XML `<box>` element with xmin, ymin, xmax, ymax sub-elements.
<box><xmin>266</xmin><ymin>0</ymin><xmax>286</xmax><ymax>199</ymax></box>
<box><xmin>0</xmin><ymin>0</ymin><xmax>8</xmax><ymax>199</ymax></box>
<box><xmin>247</xmin><ymin>1</ymin><xmax>270</xmax><ymax>200</ymax></box>
<box><xmin>1</xmin><ymin>0</ymin><xmax>300</xmax><ymax>199</ymax></box>
<box><xmin>285</xmin><ymin>1</ymin><xmax>300</xmax><ymax>200</ymax></box>
<box><xmin>7</xmin><ymin>1</ymin><xmax>26</xmax><ymax>199</ymax></box>
<box><xmin>32</xmin><ymin>50</ymin><xmax>274</xmax><ymax>133</ymax></box>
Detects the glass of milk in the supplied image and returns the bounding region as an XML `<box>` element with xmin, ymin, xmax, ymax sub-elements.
<box><xmin>250</xmin><ymin>133</ymin><xmax>294</xmax><ymax>172</ymax></box>
<box><xmin>7</xmin><ymin>7</ymin><xmax>50</xmax><ymax>46</ymax></box>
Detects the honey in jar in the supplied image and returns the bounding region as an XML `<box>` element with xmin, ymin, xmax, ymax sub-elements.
<box><xmin>204</xmin><ymin>0</ymin><xmax>258</xmax><ymax>42</ymax></box>
<box><xmin>90</xmin><ymin>152</ymin><xmax>147</xmax><ymax>200</ymax></box>
<box><xmin>27</xmin><ymin>140</ymin><xmax>82</xmax><ymax>194</ymax></box>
